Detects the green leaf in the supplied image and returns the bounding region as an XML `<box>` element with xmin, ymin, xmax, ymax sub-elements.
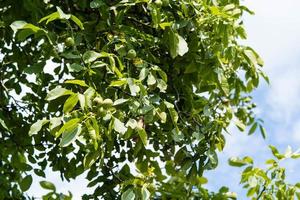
<box><xmin>127</xmin><ymin>78</ymin><xmax>140</xmax><ymax>96</ymax></box>
<box><xmin>40</xmin><ymin>181</ymin><xmax>56</xmax><ymax>191</ymax></box>
<box><xmin>70</xmin><ymin>15</ymin><xmax>84</xmax><ymax>30</ymax></box>
<box><xmin>121</xmin><ymin>188</ymin><xmax>135</xmax><ymax>200</ymax></box>
<box><xmin>90</xmin><ymin>0</ymin><xmax>105</xmax><ymax>8</ymax></box>
<box><xmin>168</xmin><ymin>30</ymin><xmax>189</xmax><ymax>58</ymax></box>
<box><xmin>64</xmin><ymin>79</ymin><xmax>88</xmax><ymax>87</ymax></box>
<box><xmin>68</xmin><ymin>63</ymin><xmax>84</xmax><ymax>72</ymax></box>
<box><xmin>78</xmin><ymin>93</ymin><xmax>86</xmax><ymax>110</ymax></box>
<box><xmin>91</xmin><ymin>61</ymin><xmax>107</xmax><ymax>68</ymax></box>
<box><xmin>126</xmin><ymin>119</ymin><xmax>137</xmax><ymax>129</ymax></box>
<box><xmin>109</xmin><ymin>56</ymin><xmax>123</xmax><ymax>78</ymax></box>
<box><xmin>0</xmin><ymin>118</ymin><xmax>9</xmax><ymax>130</ymax></box>
<box><xmin>59</xmin><ymin>124</ymin><xmax>82</xmax><ymax>147</ymax></box>
<box><xmin>244</xmin><ymin>48</ymin><xmax>264</xmax><ymax>66</ymax></box>
<box><xmin>168</xmin><ymin>108</ymin><xmax>178</xmax><ymax>124</ymax></box>
<box><xmin>248</xmin><ymin>122</ymin><xmax>257</xmax><ymax>135</ymax></box>
<box><xmin>45</xmin><ymin>87</ymin><xmax>73</xmax><ymax>101</ymax></box>
<box><xmin>29</xmin><ymin>119</ymin><xmax>49</xmax><ymax>136</ymax></box>
<box><xmin>259</xmin><ymin>125</ymin><xmax>267</xmax><ymax>139</ymax></box>
<box><xmin>113</xmin><ymin>117</ymin><xmax>127</xmax><ymax>134</ymax></box>
<box><xmin>142</xmin><ymin>185</ymin><xmax>150</xmax><ymax>200</ymax></box>
<box><xmin>110</xmin><ymin>79</ymin><xmax>127</xmax><ymax>87</ymax></box>
<box><xmin>177</xmin><ymin>34</ymin><xmax>189</xmax><ymax>56</ymax></box>
<box><xmin>49</xmin><ymin>117</ymin><xmax>61</xmax><ymax>130</ymax></box>
<box><xmin>63</xmin><ymin>94</ymin><xmax>79</xmax><ymax>113</ymax></box>
<box><xmin>17</xmin><ymin>29</ymin><xmax>35</xmax><ymax>41</ymax></box>
<box><xmin>22</xmin><ymin>23</ymin><xmax>41</xmax><ymax>32</ymax></box>
<box><xmin>115</xmin><ymin>56</ymin><xmax>125</xmax><ymax>71</ymax></box>
<box><xmin>284</xmin><ymin>145</ymin><xmax>293</xmax><ymax>158</ymax></box>
<box><xmin>198</xmin><ymin>177</ymin><xmax>208</xmax><ymax>184</ymax></box>
<box><xmin>138</xmin><ymin>128</ymin><xmax>148</xmax><ymax>146</ymax></box>
<box><xmin>157</xmin><ymin>111</ymin><xmax>167</xmax><ymax>123</ymax></box>
<box><xmin>83</xmin><ymin>51</ymin><xmax>101</xmax><ymax>63</ymax></box>
<box><xmin>269</xmin><ymin>145</ymin><xmax>285</xmax><ymax>160</ymax></box>
<box><xmin>56</xmin><ymin>7</ymin><xmax>71</xmax><ymax>19</ymax></box>
<box><xmin>206</xmin><ymin>149</ymin><xmax>218</xmax><ymax>169</ymax></box>
<box><xmin>248</xmin><ymin>176</ymin><xmax>258</xmax><ymax>188</ymax></box>
<box><xmin>228</xmin><ymin>156</ymin><xmax>253</xmax><ymax>167</ymax></box>
<box><xmin>20</xmin><ymin>175</ymin><xmax>32</xmax><ymax>192</ymax></box>
<box><xmin>10</xmin><ymin>21</ymin><xmax>27</xmax><ymax>32</ymax></box>
<box><xmin>218</xmin><ymin>74</ymin><xmax>230</xmax><ymax>96</ymax></box>
<box><xmin>164</xmin><ymin>101</ymin><xmax>178</xmax><ymax>125</ymax></box>
<box><xmin>149</xmin><ymin>4</ymin><xmax>160</xmax><ymax>28</ymax></box>
<box><xmin>113</xmin><ymin>99</ymin><xmax>128</xmax><ymax>106</ymax></box>
<box><xmin>244</xmin><ymin>49</ymin><xmax>257</xmax><ymax>64</ymax></box>
<box><xmin>23</xmin><ymin>62</ymin><xmax>44</xmax><ymax>74</ymax></box>
<box><xmin>139</xmin><ymin>68</ymin><xmax>149</xmax><ymax>81</ymax></box>
<box><xmin>84</xmin><ymin>151</ymin><xmax>101</xmax><ymax>169</ymax></box>
<box><xmin>246</xmin><ymin>187</ymin><xmax>256</xmax><ymax>197</ymax></box>
<box><xmin>291</xmin><ymin>153</ymin><xmax>300</xmax><ymax>159</ymax></box>
<box><xmin>34</xmin><ymin>169</ymin><xmax>46</xmax><ymax>178</ymax></box>
<box><xmin>235</xmin><ymin>120</ymin><xmax>246</xmax><ymax>131</ymax></box>
<box><xmin>55</xmin><ymin>118</ymin><xmax>80</xmax><ymax>138</ymax></box>
<box><xmin>84</xmin><ymin>87</ymin><xmax>95</xmax><ymax>108</ymax></box>
<box><xmin>159</xmin><ymin>22</ymin><xmax>172</xmax><ymax>30</ymax></box>
<box><xmin>39</xmin><ymin>12</ymin><xmax>60</xmax><ymax>24</ymax></box>
<box><xmin>147</xmin><ymin>73</ymin><xmax>156</xmax><ymax>86</ymax></box>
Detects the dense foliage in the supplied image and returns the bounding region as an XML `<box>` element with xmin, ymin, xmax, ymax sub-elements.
<box><xmin>0</xmin><ymin>0</ymin><xmax>271</xmax><ymax>199</ymax></box>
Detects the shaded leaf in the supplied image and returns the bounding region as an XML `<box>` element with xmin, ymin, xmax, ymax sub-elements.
<box><xmin>121</xmin><ymin>188</ymin><xmax>135</xmax><ymax>200</ymax></box>
<box><xmin>40</xmin><ymin>181</ymin><xmax>56</xmax><ymax>191</ymax></box>
<box><xmin>29</xmin><ymin>119</ymin><xmax>49</xmax><ymax>136</ymax></box>
<box><xmin>138</xmin><ymin>128</ymin><xmax>147</xmax><ymax>146</ymax></box>
<box><xmin>59</xmin><ymin>124</ymin><xmax>82</xmax><ymax>147</ymax></box>
<box><xmin>84</xmin><ymin>151</ymin><xmax>101</xmax><ymax>169</ymax></box>
<box><xmin>20</xmin><ymin>175</ymin><xmax>32</xmax><ymax>192</ymax></box>
<box><xmin>142</xmin><ymin>186</ymin><xmax>150</xmax><ymax>200</ymax></box>
<box><xmin>56</xmin><ymin>118</ymin><xmax>80</xmax><ymax>138</ymax></box>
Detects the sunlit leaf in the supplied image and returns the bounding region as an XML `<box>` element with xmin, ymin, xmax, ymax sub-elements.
<box><xmin>29</xmin><ymin>119</ymin><xmax>49</xmax><ymax>136</ymax></box>
<box><xmin>59</xmin><ymin>124</ymin><xmax>82</xmax><ymax>147</ymax></box>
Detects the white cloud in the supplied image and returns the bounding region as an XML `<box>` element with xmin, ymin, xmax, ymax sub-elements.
<box><xmin>241</xmin><ymin>0</ymin><xmax>300</xmax><ymax>123</ymax></box>
<box><xmin>265</xmin><ymin>67</ymin><xmax>300</xmax><ymax>122</ymax></box>
<box><xmin>205</xmin><ymin>0</ymin><xmax>300</xmax><ymax>197</ymax></box>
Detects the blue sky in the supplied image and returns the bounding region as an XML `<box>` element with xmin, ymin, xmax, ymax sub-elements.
<box><xmin>27</xmin><ymin>0</ymin><xmax>300</xmax><ymax>198</ymax></box>
<box><xmin>205</xmin><ymin>0</ymin><xmax>300</xmax><ymax>198</ymax></box>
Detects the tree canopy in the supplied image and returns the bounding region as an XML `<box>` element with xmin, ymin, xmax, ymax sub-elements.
<box><xmin>0</xmin><ymin>0</ymin><xmax>284</xmax><ymax>199</ymax></box>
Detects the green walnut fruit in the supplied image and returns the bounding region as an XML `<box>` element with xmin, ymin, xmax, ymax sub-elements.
<box><xmin>155</xmin><ymin>0</ymin><xmax>162</xmax><ymax>7</ymax></box>
<box><xmin>64</xmin><ymin>37</ymin><xmax>75</xmax><ymax>47</ymax></box>
<box><xmin>93</xmin><ymin>97</ymin><xmax>103</xmax><ymax>105</ymax></box>
<box><xmin>127</xmin><ymin>49</ymin><xmax>137</xmax><ymax>59</ymax></box>
<box><xmin>102</xmin><ymin>99</ymin><xmax>113</xmax><ymax>107</ymax></box>
<box><xmin>162</xmin><ymin>0</ymin><xmax>169</xmax><ymax>7</ymax></box>
<box><xmin>97</xmin><ymin>107</ymin><xmax>106</xmax><ymax>117</ymax></box>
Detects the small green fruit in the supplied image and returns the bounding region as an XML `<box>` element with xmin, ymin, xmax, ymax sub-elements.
<box><xmin>93</xmin><ymin>97</ymin><xmax>103</xmax><ymax>104</ymax></box>
<box><xmin>102</xmin><ymin>99</ymin><xmax>113</xmax><ymax>107</ymax></box>
<box><xmin>65</xmin><ymin>37</ymin><xmax>75</xmax><ymax>47</ymax></box>
<box><xmin>155</xmin><ymin>0</ymin><xmax>162</xmax><ymax>8</ymax></box>
<box><xmin>127</xmin><ymin>49</ymin><xmax>137</xmax><ymax>59</ymax></box>
<box><xmin>97</xmin><ymin>107</ymin><xmax>106</xmax><ymax>116</ymax></box>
